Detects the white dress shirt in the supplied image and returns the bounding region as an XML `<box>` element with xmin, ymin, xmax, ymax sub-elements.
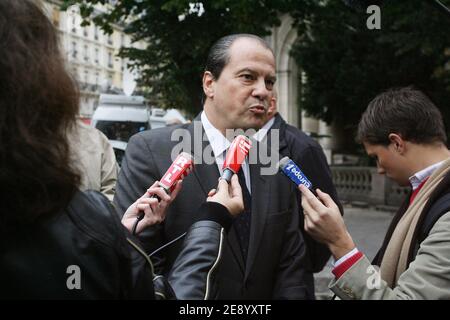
<box><xmin>409</xmin><ymin>160</ymin><xmax>445</xmax><ymax>190</ymax></box>
<box><xmin>253</xmin><ymin>117</ymin><xmax>275</xmax><ymax>142</ymax></box>
<box><xmin>201</xmin><ymin>111</ymin><xmax>252</xmax><ymax>193</ymax></box>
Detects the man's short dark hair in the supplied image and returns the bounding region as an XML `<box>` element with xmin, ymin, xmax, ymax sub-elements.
<box><xmin>204</xmin><ymin>34</ymin><xmax>273</xmax><ymax>80</ymax></box>
<box><xmin>357</xmin><ymin>87</ymin><xmax>447</xmax><ymax>146</ymax></box>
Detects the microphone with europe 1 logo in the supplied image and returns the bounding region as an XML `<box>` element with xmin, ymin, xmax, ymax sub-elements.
<box><xmin>221</xmin><ymin>135</ymin><xmax>252</xmax><ymax>183</ymax></box>
<box><xmin>132</xmin><ymin>152</ymin><xmax>194</xmax><ymax>235</ymax></box>
<box><xmin>277</xmin><ymin>156</ymin><xmax>317</xmax><ymax>196</ymax></box>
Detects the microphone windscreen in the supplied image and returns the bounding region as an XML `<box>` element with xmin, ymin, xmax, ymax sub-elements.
<box><xmin>159</xmin><ymin>152</ymin><xmax>194</xmax><ymax>192</ymax></box>
<box><xmin>222</xmin><ymin>135</ymin><xmax>252</xmax><ymax>174</ymax></box>
<box><xmin>278</xmin><ymin>156</ymin><xmax>313</xmax><ymax>189</ymax></box>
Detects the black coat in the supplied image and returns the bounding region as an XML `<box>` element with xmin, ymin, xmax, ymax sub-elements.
<box><xmin>0</xmin><ymin>191</ymin><xmax>154</xmax><ymax>299</ymax></box>
<box><xmin>0</xmin><ymin>191</ymin><xmax>231</xmax><ymax>300</ymax></box>
<box><xmin>269</xmin><ymin>113</ymin><xmax>343</xmax><ymax>272</ymax></box>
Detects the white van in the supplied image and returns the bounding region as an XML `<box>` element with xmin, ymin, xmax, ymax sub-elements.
<box><xmin>149</xmin><ymin>108</ymin><xmax>188</xmax><ymax>129</ymax></box>
<box><xmin>149</xmin><ymin>108</ymin><xmax>168</xmax><ymax>129</ymax></box>
<box><xmin>91</xmin><ymin>94</ymin><xmax>188</xmax><ymax>166</ymax></box>
<box><xmin>91</xmin><ymin>94</ymin><xmax>151</xmax><ymax>143</ymax></box>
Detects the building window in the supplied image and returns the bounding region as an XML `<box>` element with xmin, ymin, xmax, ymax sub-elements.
<box><xmin>84</xmin><ymin>70</ymin><xmax>89</xmax><ymax>84</ymax></box>
<box><xmin>71</xmin><ymin>12</ymin><xmax>77</xmax><ymax>33</ymax></box>
<box><xmin>108</xmin><ymin>51</ymin><xmax>113</xmax><ymax>68</ymax></box>
<box><xmin>94</xmin><ymin>26</ymin><xmax>99</xmax><ymax>40</ymax></box>
<box><xmin>107</xmin><ymin>72</ymin><xmax>113</xmax><ymax>87</ymax></box>
<box><xmin>71</xmin><ymin>41</ymin><xmax>77</xmax><ymax>59</ymax></box>
<box><xmin>95</xmin><ymin>47</ymin><xmax>99</xmax><ymax>64</ymax></box>
<box><xmin>107</xmin><ymin>33</ymin><xmax>113</xmax><ymax>45</ymax></box>
<box><xmin>84</xmin><ymin>44</ymin><xmax>89</xmax><ymax>62</ymax></box>
<box><xmin>72</xmin><ymin>67</ymin><xmax>78</xmax><ymax>79</ymax></box>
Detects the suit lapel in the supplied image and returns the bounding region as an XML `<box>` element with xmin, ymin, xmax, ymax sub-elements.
<box><xmin>186</xmin><ymin>119</ymin><xmax>219</xmax><ymax>195</ymax></box>
<box><xmin>226</xmin><ymin>227</ymin><xmax>246</xmax><ymax>273</ymax></box>
<box><xmin>270</xmin><ymin>113</ymin><xmax>288</xmax><ymax>157</ymax></box>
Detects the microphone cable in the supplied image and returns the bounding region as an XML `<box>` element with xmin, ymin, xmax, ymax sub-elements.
<box><xmin>148</xmin><ymin>232</ymin><xmax>187</xmax><ymax>258</ymax></box>
<box><xmin>431</xmin><ymin>0</ymin><xmax>450</xmax><ymax>17</ymax></box>
<box><xmin>131</xmin><ymin>213</ymin><xmax>144</xmax><ymax>235</ymax></box>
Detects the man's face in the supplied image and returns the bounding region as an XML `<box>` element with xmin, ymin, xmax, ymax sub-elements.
<box><xmin>363</xmin><ymin>141</ymin><xmax>410</xmax><ymax>186</ymax></box>
<box><xmin>207</xmin><ymin>38</ymin><xmax>276</xmax><ymax>131</ymax></box>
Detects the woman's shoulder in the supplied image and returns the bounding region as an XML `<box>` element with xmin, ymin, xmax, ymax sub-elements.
<box><xmin>66</xmin><ymin>190</ymin><xmax>127</xmax><ymax>248</ymax></box>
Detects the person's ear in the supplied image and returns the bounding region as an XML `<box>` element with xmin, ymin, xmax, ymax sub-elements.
<box><xmin>388</xmin><ymin>133</ymin><xmax>405</xmax><ymax>154</ymax></box>
<box><xmin>202</xmin><ymin>71</ymin><xmax>215</xmax><ymax>99</ymax></box>
<box><xmin>267</xmin><ymin>96</ymin><xmax>277</xmax><ymax>116</ymax></box>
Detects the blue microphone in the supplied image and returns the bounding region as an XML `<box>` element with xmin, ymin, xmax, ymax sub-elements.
<box><xmin>277</xmin><ymin>156</ymin><xmax>316</xmax><ymax>194</ymax></box>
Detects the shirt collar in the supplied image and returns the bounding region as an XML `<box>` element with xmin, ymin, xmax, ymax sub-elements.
<box><xmin>409</xmin><ymin>160</ymin><xmax>445</xmax><ymax>190</ymax></box>
<box><xmin>253</xmin><ymin>117</ymin><xmax>275</xmax><ymax>142</ymax></box>
<box><xmin>201</xmin><ymin>110</ymin><xmax>274</xmax><ymax>153</ymax></box>
<box><xmin>201</xmin><ymin>111</ymin><xmax>230</xmax><ymax>158</ymax></box>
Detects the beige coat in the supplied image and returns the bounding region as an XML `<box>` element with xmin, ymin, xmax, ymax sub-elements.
<box><xmin>69</xmin><ymin>121</ymin><xmax>118</xmax><ymax>202</ymax></box>
<box><xmin>330</xmin><ymin>211</ymin><xmax>450</xmax><ymax>299</ymax></box>
<box><xmin>330</xmin><ymin>159</ymin><xmax>450</xmax><ymax>299</ymax></box>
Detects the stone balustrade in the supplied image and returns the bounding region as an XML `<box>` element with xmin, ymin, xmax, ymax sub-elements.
<box><xmin>330</xmin><ymin>166</ymin><xmax>409</xmax><ymax>206</ymax></box>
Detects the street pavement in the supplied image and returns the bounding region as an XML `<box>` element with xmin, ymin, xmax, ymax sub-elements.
<box><xmin>313</xmin><ymin>205</ymin><xmax>394</xmax><ymax>299</ymax></box>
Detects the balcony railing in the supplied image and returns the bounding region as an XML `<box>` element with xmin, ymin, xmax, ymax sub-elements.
<box><xmin>78</xmin><ymin>82</ymin><xmax>99</xmax><ymax>93</ymax></box>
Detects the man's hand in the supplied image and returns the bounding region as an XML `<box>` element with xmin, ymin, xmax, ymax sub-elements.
<box><xmin>207</xmin><ymin>174</ymin><xmax>244</xmax><ymax>216</ymax></box>
<box><xmin>299</xmin><ymin>185</ymin><xmax>355</xmax><ymax>260</ymax></box>
<box><xmin>122</xmin><ymin>180</ymin><xmax>182</xmax><ymax>234</ymax></box>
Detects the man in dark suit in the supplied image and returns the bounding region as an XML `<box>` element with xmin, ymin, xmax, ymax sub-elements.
<box><xmin>114</xmin><ymin>34</ymin><xmax>313</xmax><ymax>299</ymax></box>
<box><xmin>256</xmin><ymin>93</ymin><xmax>343</xmax><ymax>273</ymax></box>
<box><xmin>270</xmin><ymin>112</ymin><xmax>343</xmax><ymax>272</ymax></box>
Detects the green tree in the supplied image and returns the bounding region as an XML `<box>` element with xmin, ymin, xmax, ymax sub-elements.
<box><xmin>290</xmin><ymin>0</ymin><xmax>450</xmax><ymax>151</ymax></box>
<box><xmin>62</xmin><ymin>0</ymin><xmax>293</xmax><ymax>116</ymax></box>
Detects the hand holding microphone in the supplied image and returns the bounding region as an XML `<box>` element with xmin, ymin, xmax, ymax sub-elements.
<box><xmin>207</xmin><ymin>135</ymin><xmax>251</xmax><ymax>216</ymax></box>
<box><xmin>299</xmin><ymin>184</ymin><xmax>354</xmax><ymax>259</ymax></box>
<box><xmin>122</xmin><ymin>180</ymin><xmax>182</xmax><ymax>234</ymax></box>
<box><xmin>278</xmin><ymin>156</ymin><xmax>354</xmax><ymax>257</ymax></box>
<box><xmin>128</xmin><ymin>152</ymin><xmax>194</xmax><ymax>235</ymax></box>
<box><xmin>207</xmin><ymin>175</ymin><xmax>244</xmax><ymax>216</ymax></box>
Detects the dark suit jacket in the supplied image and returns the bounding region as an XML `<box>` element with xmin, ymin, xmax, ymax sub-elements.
<box><xmin>268</xmin><ymin>113</ymin><xmax>343</xmax><ymax>273</ymax></box>
<box><xmin>114</xmin><ymin>118</ymin><xmax>314</xmax><ymax>299</ymax></box>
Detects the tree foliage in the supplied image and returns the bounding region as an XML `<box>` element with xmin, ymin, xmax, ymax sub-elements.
<box><xmin>62</xmin><ymin>0</ymin><xmax>290</xmax><ymax>116</ymax></box>
<box><xmin>290</xmin><ymin>0</ymin><xmax>450</xmax><ymax>143</ymax></box>
<box><xmin>62</xmin><ymin>0</ymin><xmax>450</xmax><ymax>144</ymax></box>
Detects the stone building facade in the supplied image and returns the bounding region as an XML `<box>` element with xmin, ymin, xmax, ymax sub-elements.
<box><xmin>43</xmin><ymin>1</ymin><xmax>145</xmax><ymax>118</ymax></box>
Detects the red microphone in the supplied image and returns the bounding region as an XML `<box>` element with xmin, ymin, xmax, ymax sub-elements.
<box><xmin>221</xmin><ymin>135</ymin><xmax>252</xmax><ymax>183</ymax></box>
<box><xmin>158</xmin><ymin>152</ymin><xmax>194</xmax><ymax>194</ymax></box>
<box><xmin>132</xmin><ymin>152</ymin><xmax>193</xmax><ymax>234</ymax></box>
